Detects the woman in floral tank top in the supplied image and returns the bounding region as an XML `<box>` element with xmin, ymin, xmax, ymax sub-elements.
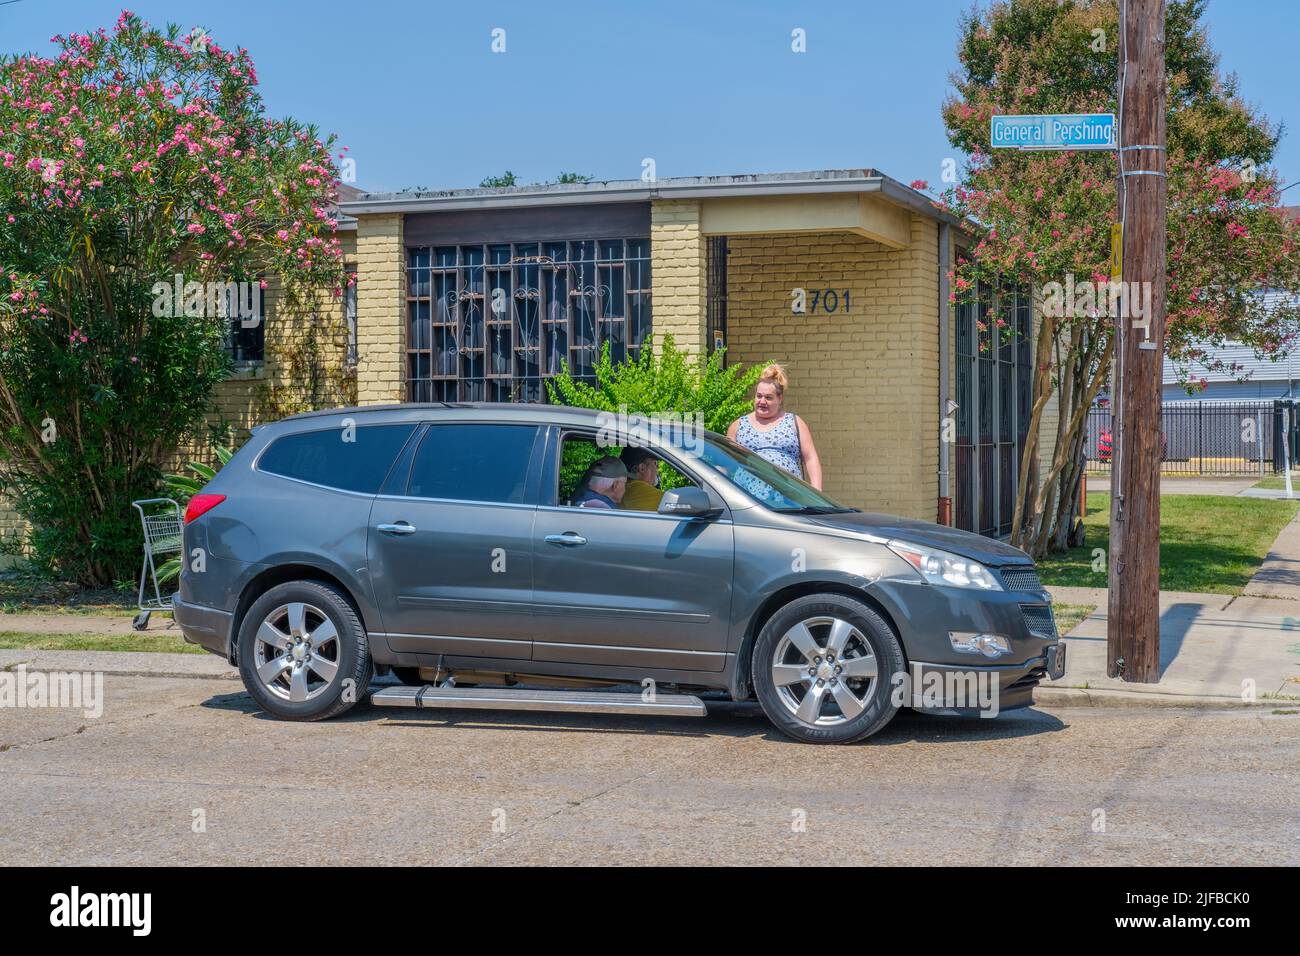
<box><xmin>727</xmin><ymin>363</ymin><xmax>824</xmax><ymax>490</ymax></box>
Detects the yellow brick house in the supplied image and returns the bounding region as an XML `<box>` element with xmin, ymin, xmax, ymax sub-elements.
<box><xmin>340</xmin><ymin>169</ymin><xmax>1042</xmax><ymax>537</ymax></box>
<box><xmin>0</xmin><ymin>170</ymin><xmax>1043</xmax><ymax>561</ymax></box>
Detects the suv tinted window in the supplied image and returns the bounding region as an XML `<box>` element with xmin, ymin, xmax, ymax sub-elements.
<box><xmin>406</xmin><ymin>424</ymin><xmax>539</xmax><ymax>503</ymax></box>
<box><xmin>259</xmin><ymin>424</ymin><xmax>415</xmax><ymax>494</ymax></box>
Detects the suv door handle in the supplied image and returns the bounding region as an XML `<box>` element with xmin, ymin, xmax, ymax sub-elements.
<box><xmin>544</xmin><ymin>532</ymin><xmax>587</xmax><ymax>547</ymax></box>
<box><xmin>376</xmin><ymin>522</ymin><xmax>417</xmax><ymax>535</ymax></box>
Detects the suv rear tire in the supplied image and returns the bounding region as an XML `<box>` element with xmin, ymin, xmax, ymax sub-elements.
<box><xmin>237</xmin><ymin>580</ymin><xmax>371</xmax><ymax>721</ymax></box>
<box><xmin>751</xmin><ymin>593</ymin><xmax>904</xmax><ymax>744</ymax></box>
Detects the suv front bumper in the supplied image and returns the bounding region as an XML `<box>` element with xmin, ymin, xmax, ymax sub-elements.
<box><xmin>904</xmin><ymin>651</ymin><xmax>1061</xmax><ymax>714</ymax></box>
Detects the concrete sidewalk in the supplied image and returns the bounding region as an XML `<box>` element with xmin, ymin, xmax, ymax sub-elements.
<box><xmin>1238</xmin><ymin>486</ymin><xmax>1300</xmax><ymax>500</ymax></box>
<box><xmin>1045</xmin><ymin>594</ymin><xmax>1300</xmax><ymax>705</ymax></box>
<box><xmin>1046</xmin><ymin>512</ymin><xmax>1300</xmax><ymax>706</ymax></box>
<box><xmin>1085</xmin><ymin>476</ymin><xmax>1259</xmax><ymax>496</ymax></box>
<box><xmin>1242</xmin><ymin>513</ymin><xmax>1300</xmax><ymax>601</ymax></box>
<box><xmin>0</xmin><ymin>613</ymin><xmax>153</xmax><ymax>635</ymax></box>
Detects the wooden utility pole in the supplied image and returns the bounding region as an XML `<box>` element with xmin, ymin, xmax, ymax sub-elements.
<box><xmin>1108</xmin><ymin>0</ymin><xmax>1166</xmax><ymax>681</ymax></box>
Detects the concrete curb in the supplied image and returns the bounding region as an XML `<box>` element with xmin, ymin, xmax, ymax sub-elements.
<box><xmin>1035</xmin><ymin>685</ymin><xmax>1296</xmax><ymax>710</ymax></box>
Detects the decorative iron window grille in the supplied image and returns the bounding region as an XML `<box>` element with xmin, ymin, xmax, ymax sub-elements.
<box><xmin>405</xmin><ymin>239</ymin><xmax>651</xmax><ymax>403</ymax></box>
<box><xmin>344</xmin><ymin>266</ymin><xmax>358</xmax><ymax>369</ymax></box>
<box><xmin>707</xmin><ymin>236</ymin><xmax>728</xmax><ymax>361</ymax></box>
<box><xmin>954</xmin><ymin>280</ymin><xmax>1032</xmax><ymax>537</ymax></box>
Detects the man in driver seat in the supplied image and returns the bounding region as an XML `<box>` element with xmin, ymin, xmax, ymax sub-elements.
<box><xmin>572</xmin><ymin>456</ymin><xmax>628</xmax><ymax>508</ymax></box>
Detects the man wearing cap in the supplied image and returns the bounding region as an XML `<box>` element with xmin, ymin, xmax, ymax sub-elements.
<box><xmin>572</xmin><ymin>456</ymin><xmax>628</xmax><ymax>509</ymax></box>
<box><xmin>618</xmin><ymin>446</ymin><xmax>665</xmax><ymax>512</ymax></box>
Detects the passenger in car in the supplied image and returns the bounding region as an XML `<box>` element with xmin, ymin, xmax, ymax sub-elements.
<box><xmin>572</xmin><ymin>457</ymin><xmax>628</xmax><ymax>508</ymax></box>
<box><xmin>618</xmin><ymin>446</ymin><xmax>665</xmax><ymax>512</ymax></box>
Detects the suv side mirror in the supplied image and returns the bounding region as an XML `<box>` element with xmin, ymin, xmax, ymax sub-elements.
<box><xmin>657</xmin><ymin>486</ymin><xmax>719</xmax><ymax>518</ymax></box>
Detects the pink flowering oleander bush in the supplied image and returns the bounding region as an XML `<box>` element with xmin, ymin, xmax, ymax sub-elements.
<box><xmin>0</xmin><ymin>11</ymin><xmax>348</xmax><ymax>585</ymax></box>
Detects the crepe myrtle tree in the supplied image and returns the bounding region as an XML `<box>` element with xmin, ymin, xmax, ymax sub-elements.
<box><xmin>926</xmin><ymin>0</ymin><xmax>1300</xmax><ymax>558</ymax></box>
<box><xmin>0</xmin><ymin>11</ymin><xmax>349</xmax><ymax>586</ymax></box>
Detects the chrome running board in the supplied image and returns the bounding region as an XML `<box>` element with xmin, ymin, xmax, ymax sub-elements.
<box><xmin>370</xmin><ymin>684</ymin><xmax>707</xmax><ymax>717</ymax></box>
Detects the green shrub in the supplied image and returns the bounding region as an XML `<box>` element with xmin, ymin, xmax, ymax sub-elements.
<box><xmin>548</xmin><ymin>336</ymin><xmax>767</xmax><ymax>498</ymax></box>
<box><xmin>547</xmin><ymin>334</ymin><xmax>766</xmax><ymax>437</ymax></box>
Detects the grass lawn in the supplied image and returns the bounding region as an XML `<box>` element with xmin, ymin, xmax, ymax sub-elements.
<box><xmin>1052</xmin><ymin>603</ymin><xmax>1096</xmax><ymax>635</ymax></box>
<box><xmin>0</xmin><ymin>631</ymin><xmax>201</xmax><ymax>654</ymax></box>
<box><xmin>1038</xmin><ymin>492</ymin><xmax>1300</xmax><ymax>594</ymax></box>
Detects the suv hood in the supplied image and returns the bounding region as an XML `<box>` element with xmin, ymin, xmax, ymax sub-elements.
<box><xmin>806</xmin><ymin>511</ymin><xmax>1034</xmax><ymax>566</ymax></box>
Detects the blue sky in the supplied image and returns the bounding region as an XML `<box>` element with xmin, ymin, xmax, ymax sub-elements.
<box><xmin>3</xmin><ymin>0</ymin><xmax>1297</xmax><ymax>196</ymax></box>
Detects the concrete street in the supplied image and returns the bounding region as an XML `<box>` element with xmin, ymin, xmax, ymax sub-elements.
<box><xmin>1</xmin><ymin>665</ymin><xmax>1296</xmax><ymax>866</ymax></box>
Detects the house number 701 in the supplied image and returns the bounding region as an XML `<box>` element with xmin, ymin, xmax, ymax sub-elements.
<box><xmin>790</xmin><ymin>288</ymin><xmax>851</xmax><ymax>314</ymax></box>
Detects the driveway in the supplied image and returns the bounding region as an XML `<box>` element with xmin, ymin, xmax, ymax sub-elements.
<box><xmin>1</xmin><ymin>668</ymin><xmax>1296</xmax><ymax>865</ymax></box>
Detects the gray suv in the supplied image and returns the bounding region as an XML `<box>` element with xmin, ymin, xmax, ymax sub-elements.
<box><xmin>173</xmin><ymin>403</ymin><xmax>1065</xmax><ymax>744</ymax></box>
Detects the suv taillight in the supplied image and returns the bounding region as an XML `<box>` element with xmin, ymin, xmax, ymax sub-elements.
<box><xmin>184</xmin><ymin>493</ymin><xmax>226</xmax><ymax>524</ymax></box>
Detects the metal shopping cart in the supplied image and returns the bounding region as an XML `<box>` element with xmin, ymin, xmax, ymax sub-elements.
<box><xmin>131</xmin><ymin>497</ymin><xmax>183</xmax><ymax>631</ymax></box>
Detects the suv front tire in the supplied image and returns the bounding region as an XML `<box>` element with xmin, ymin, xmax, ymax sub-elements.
<box><xmin>751</xmin><ymin>593</ymin><xmax>904</xmax><ymax>744</ymax></box>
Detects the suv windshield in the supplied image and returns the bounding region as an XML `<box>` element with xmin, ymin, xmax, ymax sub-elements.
<box><xmin>669</xmin><ymin>431</ymin><xmax>856</xmax><ymax>513</ymax></box>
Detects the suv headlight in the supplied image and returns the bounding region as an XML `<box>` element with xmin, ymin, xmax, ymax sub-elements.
<box><xmin>887</xmin><ymin>540</ymin><xmax>1003</xmax><ymax>590</ymax></box>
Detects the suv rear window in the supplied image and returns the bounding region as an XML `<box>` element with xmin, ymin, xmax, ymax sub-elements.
<box><xmin>406</xmin><ymin>424</ymin><xmax>539</xmax><ymax>503</ymax></box>
<box><xmin>258</xmin><ymin>423</ymin><xmax>415</xmax><ymax>494</ymax></box>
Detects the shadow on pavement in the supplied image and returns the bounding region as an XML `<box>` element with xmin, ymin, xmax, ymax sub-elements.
<box><xmin>1158</xmin><ymin>601</ymin><xmax>1200</xmax><ymax>676</ymax></box>
<box><xmin>198</xmin><ymin>688</ymin><xmax>1067</xmax><ymax>744</ymax></box>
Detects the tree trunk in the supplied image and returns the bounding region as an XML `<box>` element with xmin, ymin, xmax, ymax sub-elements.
<box><xmin>1020</xmin><ymin>332</ymin><xmax>1115</xmax><ymax>559</ymax></box>
<box><xmin>1011</xmin><ymin>308</ymin><xmax>1056</xmax><ymax>549</ymax></box>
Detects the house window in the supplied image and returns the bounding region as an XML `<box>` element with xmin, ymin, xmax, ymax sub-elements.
<box><xmin>229</xmin><ymin>283</ymin><xmax>265</xmax><ymax>363</ymax></box>
<box><xmin>344</xmin><ymin>267</ymin><xmax>358</xmax><ymax>368</ymax></box>
<box><xmin>404</xmin><ymin>239</ymin><xmax>651</xmax><ymax>403</ymax></box>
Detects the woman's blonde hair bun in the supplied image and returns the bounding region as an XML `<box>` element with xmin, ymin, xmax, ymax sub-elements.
<box><xmin>759</xmin><ymin>363</ymin><xmax>788</xmax><ymax>394</ymax></box>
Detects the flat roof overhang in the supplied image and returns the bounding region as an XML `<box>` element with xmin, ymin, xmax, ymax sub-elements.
<box><xmin>338</xmin><ymin>169</ymin><xmax>965</xmax><ymax>239</ymax></box>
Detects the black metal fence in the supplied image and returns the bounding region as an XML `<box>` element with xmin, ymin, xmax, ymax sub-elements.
<box><xmin>1086</xmin><ymin>399</ymin><xmax>1300</xmax><ymax>476</ymax></box>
